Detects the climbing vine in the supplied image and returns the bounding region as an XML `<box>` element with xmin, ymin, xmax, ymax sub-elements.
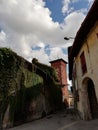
<box><xmin>0</xmin><ymin>48</ymin><xmax>63</xmax><ymax>128</ymax></box>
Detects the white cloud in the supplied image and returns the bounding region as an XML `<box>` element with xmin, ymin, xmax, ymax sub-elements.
<box><xmin>61</xmin><ymin>0</ymin><xmax>88</xmax><ymax>15</ymax></box>
<box><xmin>0</xmin><ymin>0</ymin><xmax>86</xmax><ymax>66</ymax></box>
<box><xmin>62</xmin><ymin>0</ymin><xmax>71</xmax><ymax>15</ymax></box>
<box><xmin>61</xmin><ymin>11</ymin><xmax>85</xmax><ymax>39</ymax></box>
<box><xmin>49</xmin><ymin>47</ymin><xmax>68</xmax><ymax>62</ymax></box>
<box><xmin>0</xmin><ymin>30</ymin><xmax>6</xmax><ymax>41</ymax></box>
<box><xmin>29</xmin><ymin>48</ymin><xmax>49</xmax><ymax>65</ymax></box>
<box><xmin>0</xmin><ymin>30</ymin><xmax>7</xmax><ymax>46</ymax></box>
<box><xmin>0</xmin><ymin>0</ymin><xmax>53</xmax><ymax>34</ymax></box>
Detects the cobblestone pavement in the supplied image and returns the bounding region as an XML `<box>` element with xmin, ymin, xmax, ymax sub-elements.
<box><xmin>8</xmin><ymin>109</ymin><xmax>98</xmax><ymax>130</ymax></box>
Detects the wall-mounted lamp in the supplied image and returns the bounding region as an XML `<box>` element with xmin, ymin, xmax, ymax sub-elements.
<box><xmin>64</xmin><ymin>37</ymin><xmax>74</xmax><ymax>40</ymax></box>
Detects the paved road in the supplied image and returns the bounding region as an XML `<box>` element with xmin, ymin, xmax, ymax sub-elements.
<box><xmin>8</xmin><ymin>110</ymin><xmax>98</xmax><ymax>130</ymax></box>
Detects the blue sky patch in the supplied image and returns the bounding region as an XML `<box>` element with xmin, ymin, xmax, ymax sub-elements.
<box><xmin>45</xmin><ymin>0</ymin><xmax>64</xmax><ymax>23</ymax></box>
<box><xmin>32</xmin><ymin>46</ymin><xmax>41</xmax><ymax>50</ymax></box>
<box><xmin>44</xmin><ymin>44</ymin><xmax>51</xmax><ymax>56</ymax></box>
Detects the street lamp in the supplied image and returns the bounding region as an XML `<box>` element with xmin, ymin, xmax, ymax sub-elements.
<box><xmin>64</xmin><ymin>37</ymin><xmax>74</xmax><ymax>40</ymax></box>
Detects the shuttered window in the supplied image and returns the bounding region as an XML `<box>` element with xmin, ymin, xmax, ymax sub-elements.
<box><xmin>80</xmin><ymin>52</ymin><xmax>87</xmax><ymax>75</ymax></box>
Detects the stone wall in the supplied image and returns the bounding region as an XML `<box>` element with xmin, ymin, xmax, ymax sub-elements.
<box><xmin>0</xmin><ymin>48</ymin><xmax>62</xmax><ymax>129</ymax></box>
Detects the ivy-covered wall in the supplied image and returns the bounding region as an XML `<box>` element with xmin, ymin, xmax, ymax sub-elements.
<box><xmin>0</xmin><ymin>48</ymin><xmax>63</xmax><ymax>129</ymax></box>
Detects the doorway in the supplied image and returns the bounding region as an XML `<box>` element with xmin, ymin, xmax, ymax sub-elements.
<box><xmin>87</xmin><ymin>79</ymin><xmax>98</xmax><ymax>119</ymax></box>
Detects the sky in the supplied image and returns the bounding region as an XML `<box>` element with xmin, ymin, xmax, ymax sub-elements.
<box><xmin>0</xmin><ymin>0</ymin><xmax>94</xmax><ymax>85</ymax></box>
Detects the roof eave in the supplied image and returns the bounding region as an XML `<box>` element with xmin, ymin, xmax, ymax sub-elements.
<box><xmin>69</xmin><ymin>0</ymin><xmax>98</xmax><ymax>59</ymax></box>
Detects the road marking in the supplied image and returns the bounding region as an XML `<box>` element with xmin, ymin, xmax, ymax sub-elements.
<box><xmin>57</xmin><ymin>121</ymin><xmax>78</xmax><ymax>130</ymax></box>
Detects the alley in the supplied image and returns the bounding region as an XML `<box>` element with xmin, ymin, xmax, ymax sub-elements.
<box><xmin>8</xmin><ymin>109</ymin><xmax>98</xmax><ymax>130</ymax></box>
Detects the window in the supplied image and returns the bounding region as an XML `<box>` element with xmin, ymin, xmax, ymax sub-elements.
<box><xmin>80</xmin><ymin>52</ymin><xmax>87</xmax><ymax>75</ymax></box>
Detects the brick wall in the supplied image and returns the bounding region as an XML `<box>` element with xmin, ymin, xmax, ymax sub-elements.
<box><xmin>50</xmin><ymin>59</ymin><xmax>69</xmax><ymax>106</ymax></box>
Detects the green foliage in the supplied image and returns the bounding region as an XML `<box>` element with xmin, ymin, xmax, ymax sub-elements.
<box><xmin>0</xmin><ymin>97</ymin><xmax>9</xmax><ymax>120</ymax></box>
<box><xmin>25</xmin><ymin>83</ymin><xmax>43</xmax><ymax>100</ymax></box>
<box><xmin>32</xmin><ymin>58</ymin><xmax>63</xmax><ymax>109</ymax></box>
<box><xmin>32</xmin><ymin>58</ymin><xmax>58</xmax><ymax>82</ymax></box>
<box><xmin>9</xmin><ymin>96</ymin><xmax>17</xmax><ymax>122</ymax></box>
<box><xmin>0</xmin><ymin>48</ymin><xmax>63</xmax><ymax>127</ymax></box>
<box><xmin>47</xmin><ymin>83</ymin><xmax>63</xmax><ymax>110</ymax></box>
<box><xmin>0</xmin><ymin>48</ymin><xmax>18</xmax><ymax>69</ymax></box>
<box><xmin>0</xmin><ymin>48</ymin><xmax>44</xmax><ymax>125</ymax></box>
<box><xmin>13</xmin><ymin>84</ymin><xmax>43</xmax><ymax>123</ymax></box>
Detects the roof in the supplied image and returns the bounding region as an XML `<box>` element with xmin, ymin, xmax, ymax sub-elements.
<box><xmin>49</xmin><ymin>58</ymin><xmax>67</xmax><ymax>64</ymax></box>
<box><xmin>68</xmin><ymin>0</ymin><xmax>98</xmax><ymax>80</ymax></box>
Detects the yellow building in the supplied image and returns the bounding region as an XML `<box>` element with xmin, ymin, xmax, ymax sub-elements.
<box><xmin>68</xmin><ymin>0</ymin><xmax>98</xmax><ymax>120</ymax></box>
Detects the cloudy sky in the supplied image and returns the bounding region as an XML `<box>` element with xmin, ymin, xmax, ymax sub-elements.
<box><xmin>0</xmin><ymin>0</ymin><xmax>94</xmax><ymax>65</ymax></box>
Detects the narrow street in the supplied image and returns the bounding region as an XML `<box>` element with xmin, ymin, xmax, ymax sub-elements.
<box><xmin>8</xmin><ymin>109</ymin><xmax>98</xmax><ymax>130</ymax></box>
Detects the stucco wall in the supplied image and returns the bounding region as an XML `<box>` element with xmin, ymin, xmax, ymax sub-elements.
<box><xmin>74</xmin><ymin>22</ymin><xmax>98</xmax><ymax>119</ymax></box>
